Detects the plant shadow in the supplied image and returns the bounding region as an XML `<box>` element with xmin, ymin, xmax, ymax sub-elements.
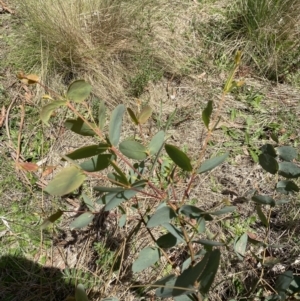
<box><xmin>0</xmin><ymin>255</ymin><xmax>74</xmax><ymax>301</ymax></box>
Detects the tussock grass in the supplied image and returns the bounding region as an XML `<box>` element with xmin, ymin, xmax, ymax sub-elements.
<box><xmin>227</xmin><ymin>0</ymin><xmax>300</xmax><ymax>82</ymax></box>
<box><xmin>12</xmin><ymin>0</ymin><xmax>201</xmax><ymax>104</ymax></box>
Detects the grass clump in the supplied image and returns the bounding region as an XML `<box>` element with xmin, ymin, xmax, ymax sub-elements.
<box><xmin>13</xmin><ymin>0</ymin><xmax>150</xmax><ymax>102</ymax></box>
<box><xmin>11</xmin><ymin>0</ymin><xmax>195</xmax><ymax>103</ymax></box>
<box><xmin>227</xmin><ymin>0</ymin><xmax>300</xmax><ymax>82</ymax></box>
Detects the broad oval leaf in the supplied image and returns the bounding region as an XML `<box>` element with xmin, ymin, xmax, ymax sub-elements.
<box><xmin>276</xmin><ymin>199</ymin><xmax>291</xmax><ymax>205</ymax></box>
<box><xmin>132</xmin><ymin>247</ymin><xmax>160</xmax><ymax>273</ymax></box>
<box><xmin>119</xmin><ymin>214</ymin><xmax>127</xmax><ymax>227</ymax></box>
<box><xmin>165</xmin><ymin>144</ymin><xmax>192</xmax><ymax>171</ymax></box>
<box><xmin>80</xmin><ymin>154</ymin><xmax>111</xmax><ymax>172</ymax></box>
<box><xmin>40</xmin><ymin>101</ymin><xmax>66</xmax><ymax>125</ymax></box>
<box><xmin>252</xmin><ymin>195</ymin><xmax>275</xmax><ymax>206</ymax></box>
<box><xmin>197</xmin><ymin>153</ymin><xmax>229</xmax><ymax>174</ymax></box>
<box><xmin>65</xmin><ymin>118</ymin><xmax>96</xmax><ymax>136</ymax></box>
<box><xmin>210</xmin><ymin>206</ymin><xmax>237</xmax><ymax>216</ymax></box>
<box><xmin>149</xmin><ymin>130</ymin><xmax>165</xmax><ymax>156</ymax></box>
<box><xmin>260</xmin><ymin>144</ymin><xmax>277</xmax><ymax>157</ymax></box>
<box><xmin>75</xmin><ymin>283</ymin><xmax>90</xmax><ymax>301</ymax></box>
<box><xmin>127</xmin><ymin>108</ymin><xmax>139</xmax><ymax>125</ymax></box>
<box><xmin>202</xmin><ymin>100</ymin><xmax>213</xmax><ymax>129</ymax></box>
<box><xmin>156</xmin><ymin>233</ymin><xmax>180</xmax><ymax>249</ymax></box>
<box><xmin>66</xmin><ymin>144</ymin><xmax>108</xmax><ymax>160</ymax></box>
<box><xmin>259</xmin><ymin>153</ymin><xmax>278</xmax><ymax>175</ymax></box>
<box><xmin>104</xmin><ymin>180</ymin><xmax>146</xmax><ymax>211</ymax></box>
<box><xmin>40</xmin><ymin>210</ymin><xmax>63</xmax><ymax>229</ymax></box>
<box><xmin>119</xmin><ymin>140</ymin><xmax>148</xmax><ymax>160</ymax></box>
<box><xmin>278</xmin><ymin>162</ymin><xmax>300</xmax><ymax>179</ymax></box>
<box><xmin>82</xmin><ymin>193</ymin><xmax>94</xmax><ymax>211</ymax></box>
<box><xmin>67</xmin><ymin>80</ymin><xmax>92</xmax><ymax>103</ymax></box>
<box><xmin>198</xmin><ymin>249</ymin><xmax>221</xmax><ymax>294</ymax></box>
<box><xmin>234</xmin><ymin>233</ymin><xmax>248</xmax><ymax>260</ymax></box>
<box><xmin>109</xmin><ymin>104</ymin><xmax>125</xmax><ymax>146</ymax></box>
<box><xmin>138</xmin><ymin>105</ymin><xmax>153</xmax><ymax>124</ymax></box>
<box><xmin>275</xmin><ymin>270</ymin><xmax>294</xmax><ymax>294</ymax></box>
<box><xmin>70</xmin><ymin>212</ymin><xmax>94</xmax><ymax>230</ymax></box>
<box><xmin>45</xmin><ymin>166</ymin><xmax>86</xmax><ymax>196</ymax></box>
<box><xmin>174</xmin><ymin>295</ymin><xmax>195</xmax><ymax>301</ymax></box>
<box><xmin>153</xmin><ymin>274</ymin><xmax>177</xmax><ymax>298</ymax></box>
<box><xmin>256</xmin><ymin>205</ymin><xmax>268</xmax><ymax>227</ymax></box>
<box><xmin>147</xmin><ymin>206</ymin><xmax>176</xmax><ymax>228</ymax></box>
<box><xmin>193</xmin><ymin>239</ymin><xmax>225</xmax><ymax>246</ymax></box>
<box><xmin>94</xmin><ymin>186</ymin><xmax>125</xmax><ymax>193</ymax></box>
<box><xmin>179</xmin><ymin>205</ymin><xmax>213</xmax><ymax>221</ymax></box>
<box><xmin>276</xmin><ymin>180</ymin><xmax>299</xmax><ymax>194</ymax></box>
<box><xmin>163</xmin><ymin>224</ymin><xmax>185</xmax><ymax>243</ymax></box>
<box><xmin>277</xmin><ymin>146</ymin><xmax>297</xmax><ymax>162</ymax></box>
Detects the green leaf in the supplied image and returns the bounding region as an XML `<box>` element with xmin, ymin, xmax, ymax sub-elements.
<box><xmin>147</xmin><ymin>206</ymin><xmax>176</xmax><ymax>228</ymax></box>
<box><xmin>40</xmin><ymin>210</ymin><xmax>63</xmax><ymax>229</ymax></box>
<box><xmin>65</xmin><ymin>118</ymin><xmax>96</xmax><ymax>136</ymax></box>
<box><xmin>202</xmin><ymin>100</ymin><xmax>213</xmax><ymax>129</ymax></box>
<box><xmin>119</xmin><ymin>140</ymin><xmax>148</xmax><ymax>160</ymax></box>
<box><xmin>270</xmin><ymin>132</ymin><xmax>279</xmax><ymax>143</ymax></box>
<box><xmin>80</xmin><ymin>154</ymin><xmax>111</xmax><ymax>172</ymax></box>
<box><xmin>75</xmin><ymin>283</ymin><xmax>90</xmax><ymax>301</ymax></box>
<box><xmin>210</xmin><ymin>206</ymin><xmax>237</xmax><ymax>216</ymax></box>
<box><xmin>156</xmin><ymin>233</ymin><xmax>180</xmax><ymax>248</ymax></box>
<box><xmin>275</xmin><ymin>199</ymin><xmax>291</xmax><ymax>205</ymax></box>
<box><xmin>138</xmin><ymin>105</ymin><xmax>153</xmax><ymax>124</ymax></box>
<box><xmin>165</xmin><ymin>144</ymin><xmax>192</xmax><ymax>171</ymax></box>
<box><xmin>70</xmin><ymin>212</ymin><xmax>94</xmax><ymax>230</ymax></box>
<box><xmin>258</xmin><ymin>153</ymin><xmax>278</xmax><ymax>175</ymax></box>
<box><xmin>289</xmin><ymin>275</ymin><xmax>300</xmax><ymax>295</ymax></box>
<box><xmin>98</xmin><ymin>100</ymin><xmax>106</xmax><ymax>131</ymax></box>
<box><xmin>104</xmin><ymin>180</ymin><xmax>146</xmax><ymax>211</ymax></box>
<box><xmin>45</xmin><ymin>166</ymin><xmax>86</xmax><ymax>196</ymax></box>
<box><xmin>277</xmin><ymin>146</ymin><xmax>297</xmax><ymax>161</ymax></box>
<box><xmin>67</xmin><ymin>80</ymin><xmax>92</xmax><ymax>103</ymax></box>
<box><xmin>275</xmin><ymin>270</ymin><xmax>293</xmax><ymax>294</ymax></box>
<box><xmin>234</xmin><ymin>233</ymin><xmax>248</xmax><ymax>260</ymax></box>
<box><xmin>193</xmin><ymin>239</ymin><xmax>225</xmax><ymax>246</ymax></box>
<box><xmin>119</xmin><ymin>214</ymin><xmax>126</xmax><ymax>227</ymax></box>
<box><xmin>278</xmin><ymin>162</ymin><xmax>300</xmax><ymax>178</ymax></box>
<box><xmin>101</xmin><ymin>298</ymin><xmax>119</xmax><ymax>301</ymax></box>
<box><xmin>198</xmin><ymin>249</ymin><xmax>221</xmax><ymax>294</ymax></box>
<box><xmin>149</xmin><ymin>130</ymin><xmax>165</xmax><ymax>156</ymax></box>
<box><xmin>256</xmin><ymin>205</ymin><xmax>268</xmax><ymax>227</ymax></box>
<box><xmin>109</xmin><ymin>104</ymin><xmax>125</xmax><ymax>146</ymax></box>
<box><xmin>153</xmin><ymin>274</ymin><xmax>177</xmax><ymax>298</ymax></box>
<box><xmin>94</xmin><ymin>186</ymin><xmax>125</xmax><ymax>193</ymax></box>
<box><xmin>252</xmin><ymin>195</ymin><xmax>275</xmax><ymax>206</ymax></box>
<box><xmin>108</xmin><ymin>160</ymin><xmax>130</xmax><ymax>186</ymax></box>
<box><xmin>132</xmin><ymin>247</ymin><xmax>160</xmax><ymax>273</ymax></box>
<box><xmin>174</xmin><ymin>295</ymin><xmax>195</xmax><ymax>301</ymax></box>
<box><xmin>179</xmin><ymin>205</ymin><xmax>213</xmax><ymax>221</ymax></box>
<box><xmin>260</xmin><ymin>144</ymin><xmax>277</xmax><ymax>157</ymax></box>
<box><xmin>127</xmin><ymin>108</ymin><xmax>139</xmax><ymax>125</ymax></box>
<box><xmin>82</xmin><ymin>193</ymin><xmax>94</xmax><ymax>211</ymax></box>
<box><xmin>163</xmin><ymin>224</ymin><xmax>185</xmax><ymax>243</ymax></box>
<box><xmin>197</xmin><ymin>217</ymin><xmax>206</xmax><ymax>233</ymax></box>
<box><xmin>197</xmin><ymin>153</ymin><xmax>229</xmax><ymax>174</ymax></box>
<box><xmin>66</xmin><ymin>144</ymin><xmax>109</xmax><ymax>160</ymax></box>
<box><xmin>276</xmin><ymin>180</ymin><xmax>299</xmax><ymax>194</ymax></box>
<box><xmin>40</xmin><ymin>100</ymin><xmax>66</xmax><ymax>125</ymax></box>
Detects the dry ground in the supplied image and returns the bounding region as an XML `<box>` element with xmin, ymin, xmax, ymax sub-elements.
<box><xmin>0</xmin><ymin>1</ymin><xmax>300</xmax><ymax>301</ymax></box>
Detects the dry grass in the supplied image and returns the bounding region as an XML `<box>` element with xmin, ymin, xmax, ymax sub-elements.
<box><xmin>11</xmin><ymin>0</ymin><xmax>205</xmax><ymax>105</ymax></box>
